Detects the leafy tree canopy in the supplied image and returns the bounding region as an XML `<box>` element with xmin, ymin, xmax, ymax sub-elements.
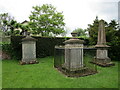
<box><xmin>72</xmin><ymin>28</ymin><xmax>88</xmax><ymax>39</ymax></box>
<box><xmin>87</xmin><ymin>16</ymin><xmax>120</xmax><ymax>60</ymax></box>
<box><xmin>0</xmin><ymin>13</ymin><xmax>20</xmax><ymax>35</ymax></box>
<box><xmin>29</xmin><ymin>4</ymin><xmax>65</xmax><ymax>36</ymax></box>
<box><xmin>87</xmin><ymin>16</ymin><xmax>108</xmax><ymax>45</ymax></box>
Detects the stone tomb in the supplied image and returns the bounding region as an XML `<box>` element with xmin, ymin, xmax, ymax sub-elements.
<box><xmin>54</xmin><ymin>32</ymin><xmax>97</xmax><ymax>77</ymax></box>
<box><xmin>20</xmin><ymin>36</ymin><xmax>38</xmax><ymax>65</ymax></box>
<box><xmin>63</xmin><ymin>33</ymin><xmax>84</xmax><ymax>71</ymax></box>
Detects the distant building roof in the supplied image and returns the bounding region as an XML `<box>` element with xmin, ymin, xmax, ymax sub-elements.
<box><xmin>21</xmin><ymin>20</ymin><xmax>28</xmax><ymax>24</ymax></box>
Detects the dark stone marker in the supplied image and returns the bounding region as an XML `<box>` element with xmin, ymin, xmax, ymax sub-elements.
<box><xmin>93</xmin><ymin>20</ymin><xmax>115</xmax><ymax>67</ymax></box>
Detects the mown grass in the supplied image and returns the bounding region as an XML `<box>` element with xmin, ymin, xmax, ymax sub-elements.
<box><xmin>0</xmin><ymin>61</ymin><xmax>2</xmax><ymax>89</ymax></box>
<box><xmin>2</xmin><ymin>57</ymin><xmax>119</xmax><ymax>88</ymax></box>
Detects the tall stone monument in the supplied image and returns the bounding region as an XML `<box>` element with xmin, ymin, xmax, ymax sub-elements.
<box><xmin>63</xmin><ymin>32</ymin><xmax>84</xmax><ymax>71</ymax></box>
<box><xmin>20</xmin><ymin>36</ymin><xmax>38</xmax><ymax>65</ymax></box>
<box><xmin>93</xmin><ymin>20</ymin><xmax>114</xmax><ymax>66</ymax></box>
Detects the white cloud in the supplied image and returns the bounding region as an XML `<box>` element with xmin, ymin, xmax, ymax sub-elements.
<box><xmin>0</xmin><ymin>0</ymin><xmax>119</xmax><ymax>36</ymax></box>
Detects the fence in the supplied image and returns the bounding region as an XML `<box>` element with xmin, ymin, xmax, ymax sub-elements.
<box><xmin>54</xmin><ymin>46</ymin><xmax>97</xmax><ymax>77</ymax></box>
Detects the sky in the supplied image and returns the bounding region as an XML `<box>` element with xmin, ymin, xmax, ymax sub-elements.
<box><xmin>0</xmin><ymin>0</ymin><xmax>119</xmax><ymax>36</ymax></box>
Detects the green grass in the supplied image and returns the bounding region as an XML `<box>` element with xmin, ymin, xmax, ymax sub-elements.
<box><xmin>0</xmin><ymin>61</ymin><xmax>2</xmax><ymax>89</ymax></box>
<box><xmin>2</xmin><ymin>57</ymin><xmax>119</xmax><ymax>88</ymax></box>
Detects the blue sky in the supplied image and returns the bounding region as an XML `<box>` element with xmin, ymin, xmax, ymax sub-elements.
<box><xmin>0</xmin><ymin>0</ymin><xmax>119</xmax><ymax>36</ymax></box>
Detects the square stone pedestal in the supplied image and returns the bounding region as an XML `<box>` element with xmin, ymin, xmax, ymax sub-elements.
<box><xmin>92</xmin><ymin>57</ymin><xmax>115</xmax><ymax>67</ymax></box>
<box><xmin>91</xmin><ymin>48</ymin><xmax>115</xmax><ymax>67</ymax></box>
<box><xmin>63</xmin><ymin>46</ymin><xmax>84</xmax><ymax>71</ymax></box>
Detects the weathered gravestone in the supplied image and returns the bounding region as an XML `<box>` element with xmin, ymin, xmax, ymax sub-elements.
<box><xmin>20</xmin><ymin>36</ymin><xmax>38</xmax><ymax>65</ymax></box>
<box><xmin>93</xmin><ymin>20</ymin><xmax>115</xmax><ymax>67</ymax></box>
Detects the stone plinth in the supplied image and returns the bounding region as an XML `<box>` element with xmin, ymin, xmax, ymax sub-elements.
<box><xmin>93</xmin><ymin>20</ymin><xmax>114</xmax><ymax>67</ymax></box>
<box><xmin>20</xmin><ymin>36</ymin><xmax>38</xmax><ymax>65</ymax></box>
<box><xmin>63</xmin><ymin>33</ymin><xmax>84</xmax><ymax>71</ymax></box>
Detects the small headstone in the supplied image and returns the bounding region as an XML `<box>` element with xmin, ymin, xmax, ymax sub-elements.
<box><xmin>20</xmin><ymin>36</ymin><xmax>38</xmax><ymax>65</ymax></box>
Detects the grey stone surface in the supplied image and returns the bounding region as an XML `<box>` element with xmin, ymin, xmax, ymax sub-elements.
<box><xmin>21</xmin><ymin>36</ymin><xmax>37</xmax><ymax>64</ymax></box>
<box><xmin>63</xmin><ymin>33</ymin><xmax>84</xmax><ymax>71</ymax></box>
<box><xmin>94</xmin><ymin>20</ymin><xmax>114</xmax><ymax>66</ymax></box>
<box><xmin>96</xmin><ymin>49</ymin><xmax>108</xmax><ymax>59</ymax></box>
<box><xmin>22</xmin><ymin>42</ymin><xmax>36</xmax><ymax>61</ymax></box>
<box><xmin>97</xmin><ymin>20</ymin><xmax>106</xmax><ymax>45</ymax></box>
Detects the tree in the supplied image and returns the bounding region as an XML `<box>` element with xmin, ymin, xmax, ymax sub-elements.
<box><xmin>106</xmin><ymin>20</ymin><xmax>119</xmax><ymax>43</ymax></box>
<box><xmin>87</xmin><ymin>16</ymin><xmax>108</xmax><ymax>45</ymax></box>
<box><xmin>87</xmin><ymin>17</ymin><xmax>120</xmax><ymax>60</ymax></box>
<box><xmin>72</xmin><ymin>28</ymin><xmax>88</xmax><ymax>38</ymax></box>
<box><xmin>29</xmin><ymin>4</ymin><xmax>65</xmax><ymax>36</ymax></box>
<box><xmin>61</xmin><ymin>26</ymin><xmax>69</xmax><ymax>37</ymax></box>
<box><xmin>0</xmin><ymin>13</ymin><xmax>13</xmax><ymax>32</ymax></box>
<box><xmin>87</xmin><ymin>16</ymin><xmax>99</xmax><ymax>45</ymax></box>
<box><xmin>19</xmin><ymin>21</ymin><xmax>31</xmax><ymax>35</ymax></box>
<box><xmin>88</xmin><ymin>17</ymin><xmax>119</xmax><ymax>45</ymax></box>
<box><xmin>0</xmin><ymin>13</ymin><xmax>20</xmax><ymax>36</ymax></box>
<box><xmin>105</xmin><ymin>20</ymin><xmax>120</xmax><ymax>60</ymax></box>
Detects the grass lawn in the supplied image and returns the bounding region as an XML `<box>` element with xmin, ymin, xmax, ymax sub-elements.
<box><xmin>2</xmin><ymin>57</ymin><xmax>119</xmax><ymax>88</ymax></box>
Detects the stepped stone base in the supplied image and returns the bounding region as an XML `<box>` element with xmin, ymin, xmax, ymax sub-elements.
<box><xmin>20</xmin><ymin>60</ymin><xmax>39</xmax><ymax>65</ymax></box>
<box><xmin>55</xmin><ymin>66</ymin><xmax>97</xmax><ymax>77</ymax></box>
<box><xmin>91</xmin><ymin>58</ymin><xmax>115</xmax><ymax>67</ymax></box>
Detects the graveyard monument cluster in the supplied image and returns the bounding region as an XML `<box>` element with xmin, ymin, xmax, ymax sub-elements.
<box><xmin>2</xmin><ymin>19</ymin><xmax>114</xmax><ymax>77</ymax></box>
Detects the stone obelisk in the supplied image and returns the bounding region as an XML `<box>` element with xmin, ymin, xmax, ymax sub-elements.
<box><xmin>93</xmin><ymin>20</ymin><xmax>114</xmax><ymax>67</ymax></box>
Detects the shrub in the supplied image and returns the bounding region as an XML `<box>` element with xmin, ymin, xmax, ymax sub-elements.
<box><xmin>10</xmin><ymin>36</ymin><xmax>89</xmax><ymax>60</ymax></box>
<box><xmin>10</xmin><ymin>36</ymin><xmax>67</xmax><ymax>60</ymax></box>
<box><xmin>2</xmin><ymin>36</ymin><xmax>119</xmax><ymax>61</ymax></box>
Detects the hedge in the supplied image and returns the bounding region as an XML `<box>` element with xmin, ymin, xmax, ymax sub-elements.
<box><xmin>3</xmin><ymin>36</ymin><xmax>119</xmax><ymax>61</ymax></box>
<box><xmin>9</xmin><ymin>36</ymin><xmax>89</xmax><ymax>60</ymax></box>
